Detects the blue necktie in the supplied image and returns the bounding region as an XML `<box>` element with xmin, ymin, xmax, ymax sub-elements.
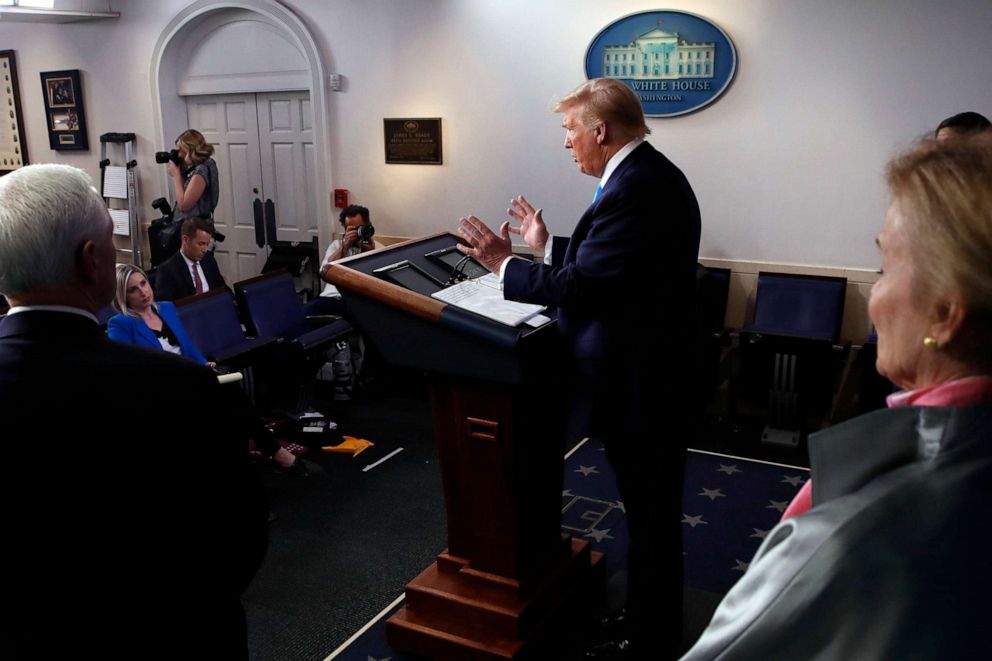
<box><xmin>593</xmin><ymin>184</ymin><xmax>603</xmax><ymax>203</ymax></box>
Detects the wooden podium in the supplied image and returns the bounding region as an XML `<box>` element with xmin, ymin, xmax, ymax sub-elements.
<box><xmin>325</xmin><ymin>233</ymin><xmax>604</xmax><ymax>659</ymax></box>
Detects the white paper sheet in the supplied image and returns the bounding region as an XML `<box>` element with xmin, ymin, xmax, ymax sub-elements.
<box><xmin>102</xmin><ymin>165</ymin><xmax>128</xmax><ymax>199</ymax></box>
<box><xmin>109</xmin><ymin>208</ymin><xmax>130</xmax><ymax>236</ymax></box>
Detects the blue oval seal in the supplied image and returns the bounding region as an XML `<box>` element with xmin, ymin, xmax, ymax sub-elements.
<box><xmin>584</xmin><ymin>10</ymin><xmax>738</xmax><ymax>118</ymax></box>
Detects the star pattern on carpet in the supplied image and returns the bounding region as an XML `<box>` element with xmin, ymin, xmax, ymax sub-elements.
<box><xmin>781</xmin><ymin>474</ymin><xmax>806</xmax><ymax>486</ymax></box>
<box><xmin>682</xmin><ymin>513</ymin><xmax>708</xmax><ymax>528</ymax></box>
<box><xmin>614</xmin><ymin>500</ymin><xmax>625</xmax><ymax>513</ymax></box>
<box><xmin>574</xmin><ymin>465</ymin><xmax>599</xmax><ymax>476</ymax></box>
<box><xmin>731</xmin><ymin>559</ymin><xmax>749</xmax><ymax>572</ymax></box>
<box><xmin>585</xmin><ymin>528</ymin><xmax>614</xmax><ymax>542</ymax></box>
<box><xmin>368</xmin><ymin>656</ymin><xmax>391</xmax><ymax>661</ymax></box>
<box><xmin>766</xmin><ymin>499</ymin><xmax>788</xmax><ymax>513</ymax></box>
<box><xmin>699</xmin><ymin>487</ymin><xmax>726</xmax><ymax>501</ymax></box>
<box><xmin>716</xmin><ymin>464</ymin><xmax>742</xmax><ymax>475</ymax></box>
<box><xmin>562</xmin><ymin>489</ymin><xmax>574</xmax><ymax>497</ymax></box>
<box><xmin>750</xmin><ymin>528</ymin><xmax>769</xmax><ymax>540</ymax></box>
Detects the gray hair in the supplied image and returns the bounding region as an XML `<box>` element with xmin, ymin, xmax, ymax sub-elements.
<box><xmin>0</xmin><ymin>164</ymin><xmax>109</xmax><ymax>297</ymax></box>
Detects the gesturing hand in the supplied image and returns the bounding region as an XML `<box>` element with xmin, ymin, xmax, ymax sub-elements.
<box><xmin>506</xmin><ymin>195</ymin><xmax>548</xmax><ymax>253</ymax></box>
<box><xmin>456</xmin><ymin>215</ymin><xmax>512</xmax><ymax>273</ymax></box>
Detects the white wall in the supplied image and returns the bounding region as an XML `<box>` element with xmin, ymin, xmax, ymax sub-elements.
<box><xmin>2</xmin><ymin>0</ymin><xmax>990</xmax><ymax>270</ymax></box>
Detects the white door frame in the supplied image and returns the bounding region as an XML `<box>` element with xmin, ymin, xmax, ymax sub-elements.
<box><xmin>149</xmin><ymin>0</ymin><xmax>334</xmax><ymax>254</ymax></box>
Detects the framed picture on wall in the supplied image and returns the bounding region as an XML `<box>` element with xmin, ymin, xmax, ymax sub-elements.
<box><xmin>40</xmin><ymin>69</ymin><xmax>88</xmax><ymax>151</ymax></box>
<box><xmin>0</xmin><ymin>50</ymin><xmax>29</xmax><ymax>174</ymax></box>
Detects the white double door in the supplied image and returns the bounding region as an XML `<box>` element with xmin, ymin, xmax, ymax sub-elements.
<box><xmin>186</xmin><ymin>91</ymin><xmax>319</xmax><ymax>283</ymax></box>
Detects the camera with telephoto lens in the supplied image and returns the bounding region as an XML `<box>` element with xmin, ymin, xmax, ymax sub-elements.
<box><xmin>357</xmin><ymin>223</ymin><xmax>375</xmax><ymax>243</ymax></box>
<box><xmin>155</xmin><ymin>149</ymin><xmax>183</xmax><ymax>167</ymax></box>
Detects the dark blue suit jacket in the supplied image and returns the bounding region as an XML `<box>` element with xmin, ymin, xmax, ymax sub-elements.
<box><xmin>504</xmin><ymin>141</ymin><xmax>700</xmax><ymax>436</ymax></box>
<box><xmin>154</xmin><ymin>250</ymin><xmax>227</xmax><ymax>302</ymax></box>
<box><xmin>0</xmin><ymin>310</ymin><xmax>267</xmax><ymax>654</ymax></box>
<box><xmin>106</xmin><ymin>300</ymin><xmax>208</xmax><ymax>364</ymax></box>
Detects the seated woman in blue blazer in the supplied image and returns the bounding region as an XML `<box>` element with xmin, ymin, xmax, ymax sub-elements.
<box><xmin>108</xmin><ymin>263</ymin><xmax>212</xmax><ymax>366</ymax></box>
<box><xmin>108</xmin><ymin>263</ymin><xmax>311</xmax><ymax>475</ymax></box>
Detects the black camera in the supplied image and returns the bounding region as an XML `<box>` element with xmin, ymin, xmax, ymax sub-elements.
<box><xmin>155</xmin><ymin>149</ymin><xmax>183</xmax><ymax>167</ymax></box>
<box><xmin>357</xmin><ymin>223</ymin><xmax>375</xmax><ymax>243</ymax></box>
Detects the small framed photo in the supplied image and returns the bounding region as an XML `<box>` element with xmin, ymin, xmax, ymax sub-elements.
<box><xmin>45</xmin><ymin>76</ymin><xmax>75</xmax><ymax>108</ymax></box>
<box><xmin>40</xmin><ymin>69</ymin><xmax>88</xmax><ymax>151</ymax></box>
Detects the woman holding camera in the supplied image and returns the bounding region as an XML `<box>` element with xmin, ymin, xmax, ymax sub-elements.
<box><xmin>168</xmin><ymin>129</ymin><xmax>219</xmax><ymax>221</ymax></box>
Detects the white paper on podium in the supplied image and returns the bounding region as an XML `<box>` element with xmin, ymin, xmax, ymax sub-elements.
<box><xmin>432</xmin><ymin>275</ymin><xmax>545</xmax><ymax>327</ymax></box>
<box><xmin>102</xmin><ymin>165</ymin><xmax>128</xmax><ymax>199</ymax></box>
<box><xmin>109</xmin><ymin>208</ymin><xmax>131</xmax><ymax>236</ymax></box>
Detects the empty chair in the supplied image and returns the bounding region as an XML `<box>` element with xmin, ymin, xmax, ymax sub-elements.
<box><xmin>234</xmin><ymin>270</ymin><xmax>352</xmax><ymax>414</ymax></box>
<box><xmin>738</xmin><ymin>271</ymin><xmax>848</xmax><ymax>446</ymax></box>
<box><xmin>693</xmin><ymin>264</ymin><xmax>731</xmax><ymax>428</ymax></box>
<box><xmin>173</xmin><ymin>288</ymin><xmax>277</xmax><ymax>369</ymax></box>
<box><xmin>234</xmin><ymin>270</ymin><xmax>351</xmax><ymax>350</ymax></box>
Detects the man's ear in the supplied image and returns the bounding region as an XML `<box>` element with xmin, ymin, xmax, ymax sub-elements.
<box><xmin>75</xmin><ymin>239</ymin><xmax>99</xmax><ymax>284</ymax></box>
<box><xmin>596</xmin><ymin>123</ymin><xmax>606</xmax><ymax>144</ymax></box>
<box><xmin>930</xmin><ymin>299</ymin><xmax>968</xmax><ymax>347</ymax></box>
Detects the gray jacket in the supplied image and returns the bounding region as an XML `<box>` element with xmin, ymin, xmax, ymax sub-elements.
<box><xmin>682</xmin><ymin>404</ymin><xmax>992</xmax><ymax>660</ymax></box>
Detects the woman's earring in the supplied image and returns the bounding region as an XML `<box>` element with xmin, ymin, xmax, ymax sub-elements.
<box><xmin>923</xmin><ymin>336</ymin><xmax>938</xmax><ymax>349</ymax></box>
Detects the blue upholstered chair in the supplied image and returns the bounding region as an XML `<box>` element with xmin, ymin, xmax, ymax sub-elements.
<box><xmin>234</xmin><ymin>270</ymin><xmax>352</xmax><ymax>413</ymax></box>
<box><xmin>173</xmin><ymin>288</ymin><xmax>277</xmax><ymax>368</ymax></box>
<box><xmin>739</xmin><ymin>272</ymin><xmax>848</xmax><ymax>446</ymax></box>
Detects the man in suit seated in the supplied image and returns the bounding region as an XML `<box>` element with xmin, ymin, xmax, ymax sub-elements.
<box><xmin>154</xmin><ymin>216</ymin><xmax>228</xmax><ymax>300</ymax></box>
<box><xmin>0</xmin><ymin>164</ymin><xmax>268</xmax><ymax>657</ymax></box>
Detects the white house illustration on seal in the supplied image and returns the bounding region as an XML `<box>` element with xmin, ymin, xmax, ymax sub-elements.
<box><xmin>602</xmin><ymin>27</ymin><xmax>715</xmax><ymax>79</ymax></box>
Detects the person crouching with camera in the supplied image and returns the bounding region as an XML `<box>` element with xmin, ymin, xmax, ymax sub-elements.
<box><xmin>310</xmin><ymin>205</ymin><xmax>384</xmax><ymax>399</ymax></box>
<box><xmin>311</xmin><ymin>204</ymin><xmax>384</xmax><ymax>318</ymax></box>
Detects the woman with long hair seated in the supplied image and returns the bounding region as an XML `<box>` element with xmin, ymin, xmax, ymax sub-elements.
<box><xmin>108</xmin><ymin>263</ymin><xmax>212</xmax><ymax>365</ymax></box>
<box><xmin>108</xmin><ymin>263</ymin><xmax>309</xmax><ymax>475</ymax></box>
<box><xmin>682</xmin><ymin>134</ymin><xmax>992</xmax><ymax>659</ymax></box>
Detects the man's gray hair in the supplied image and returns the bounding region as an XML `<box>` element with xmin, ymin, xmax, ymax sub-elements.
<box><xmin>0</xmin><ymin>164</ymin><xmax>109</xmax><ymax>297</ymax></box>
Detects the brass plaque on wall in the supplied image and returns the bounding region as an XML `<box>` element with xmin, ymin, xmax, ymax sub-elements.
<box><xmin>384</xmin><ymin>118</ymin><xmax>442</xmax><ymax>165</ymax></box>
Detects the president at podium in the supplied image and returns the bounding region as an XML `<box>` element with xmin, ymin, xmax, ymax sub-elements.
<box><xmin>458</xmin><ymin>77</ymin><xmax>701</xmax><ymax>659</ymax></box>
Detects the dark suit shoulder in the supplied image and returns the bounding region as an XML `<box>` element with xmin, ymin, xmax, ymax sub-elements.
<box><xmin>154</xmin><ymin>252</ymin><xmax>192</xmax><ymax>300</ymax></box>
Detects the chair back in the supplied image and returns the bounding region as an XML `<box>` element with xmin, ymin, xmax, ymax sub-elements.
<box><xmin>233</xmin><ymin>270</ymin><xmax>309</xmax><ymax>339</ymax></box>
<box><xmin>695</xmin><ymin>264</ymin><xmax>730</xmax><ymax>335</ymax></box>
<box><xmin>749</xmin><ymin>272</ymin><xmax>846</xmax><ymax>342</ymax></box>
<box><xmin>175</xmin><ymin>289</ymin><xmax>250</xmax><ymax>359</ymax></box>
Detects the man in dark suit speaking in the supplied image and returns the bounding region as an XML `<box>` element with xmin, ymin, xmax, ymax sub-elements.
<box><xmin>457</xmin><ymin>78</ymin><xmax>700</xmax><ymax>659</ymax></box>
<box><xmin>0</xmin><ymin>164</ymin><xmax>267</xmax><ymax>657</ymax></box>
<box><xmin>154</xmin><ymin>216</ymin><xmax>228</xmax><ymax>300</ymax></box>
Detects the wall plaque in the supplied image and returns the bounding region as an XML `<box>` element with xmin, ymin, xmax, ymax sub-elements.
<box><xmin>585</xmin><ymin>10</ymin><xmax>738</xmax><ymax>118</ymax></box>
<box><xmin>384</xmin><ymin>118</ymin><xmax>442</xmax><ymax>165</ymax></box>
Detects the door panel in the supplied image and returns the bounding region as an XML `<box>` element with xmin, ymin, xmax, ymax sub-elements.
<box><xmin>187</xmin><ymin>94</ymin><xmax>265</xmax><ymax>283</ymax></box>
<box><xmin>186</xmin><ymin>90</ymin><xmax>316</xmax><ymax>283</ymax></box>
<box><xmin>257</xmin><ymin>91</ymin><xmax>317</xmax><ymax>243</ymax></box>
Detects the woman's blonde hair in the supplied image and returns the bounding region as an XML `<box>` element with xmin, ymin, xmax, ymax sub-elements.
<box><xmin>175</xmin><ymin>129</ymin><xmax>214</xmax><ymax>167</ymax></box>
<box><xmin>887</xmin><ymin>133</ymin><xmax>992</xmax><ymax>365</ymax></box>
<box><xmin>113</xmin><ymin>263</ymin><xmax>156</xmax><ymax>318</ymax></box>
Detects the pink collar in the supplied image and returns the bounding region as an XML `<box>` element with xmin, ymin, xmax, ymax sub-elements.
<box><xmin>887</xmin><ymin>375</ymin><xmax>992</xmax><ymax>408</ymax></box>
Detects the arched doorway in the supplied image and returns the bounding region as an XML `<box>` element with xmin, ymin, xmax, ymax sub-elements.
<box><xmin>150</xmin><ymin>0</ymin><xmax>334</xmax><ymax>282</ymax></box>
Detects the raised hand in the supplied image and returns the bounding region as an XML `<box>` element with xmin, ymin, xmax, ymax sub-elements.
<box><xmin>456</xmin><ymin>215</ymin><xmax>512</xmax><ymax>273</ymax></box>
<box><xmin>506</xmin><ymin>195</ymin><xmax>549</xmax><ymax>253</ymax></box>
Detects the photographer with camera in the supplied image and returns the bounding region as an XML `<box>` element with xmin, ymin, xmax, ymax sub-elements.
<box><xmin>161</xmin><ymin>129</ymin><xmax>220</xmax><ymax>222</ymax></box>
<box><xmin>313</xmin><ymin>204</ymin><xmax>384</xmax><ymax>314</ymax></box>
<box><xmin>311</xmin><ymin>205</ymin><xmax>384</xmax><ymax>399</ymax></box>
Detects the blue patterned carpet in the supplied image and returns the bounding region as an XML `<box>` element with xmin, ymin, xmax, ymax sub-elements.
<box><xmin>328</xmin><ymin>440</ymin><xmax>809</xmax><ymax>660</ymax></box>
